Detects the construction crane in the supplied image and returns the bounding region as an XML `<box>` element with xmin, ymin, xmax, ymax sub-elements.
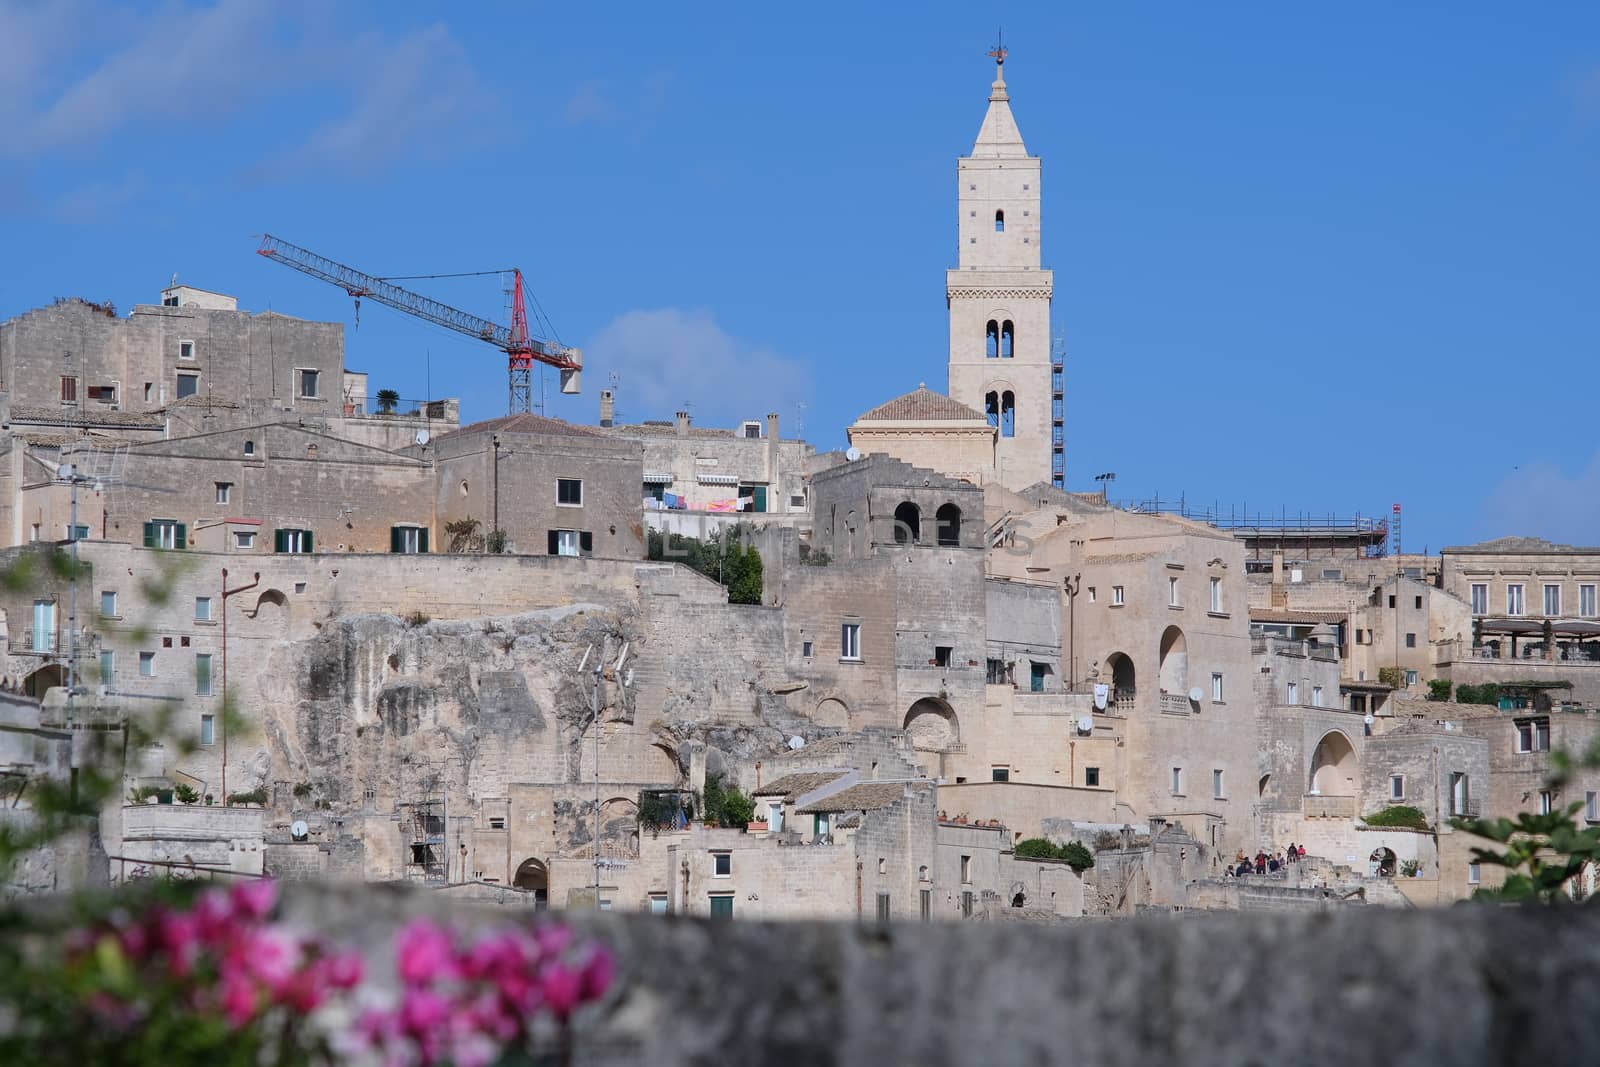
<box><xmin>256</xmin><ymin>234</ymin><xmax>581</xmax><ymax>414</ymax></box>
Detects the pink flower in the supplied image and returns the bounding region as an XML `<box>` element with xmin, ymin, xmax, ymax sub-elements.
<box><xmin>579</xmin><ymin>945</ymin><xmax>615</xmax><ymax>1001</ymax></box>
<box><xmin>532</xmin><ymin>923</ymin><xmax>572</xmax><ymax>958</ymax></box>
<box><xmin>321</xmin><ymin>948</ymin><xmax>365</xmax><ymax>990</ymax></box>
<box><xmin>538</xmin><ymin>961</ymin><xmax>582</xmax><ymax>1020</ymax></box>
<box><xmin>400</xmin><ymin>988</ymin><xmax>450</xmax><ymax>1035</ymax></box>
<box><xmin>192</xmin><ymin>888</ymin><xmax>234</xmax><ymax>943</ymax></box>
<box><xmin>396</xmin><ymin>919</ymin><xmax>457</xmax><ymax>985</ymax></box>
<box><xmin>230</xmin><ymin>878</ymin><xmax>278</xmax><ymax>921</ymax></box>
<box><xmin>220</xmin><ymin>973</ymin><xmax>259</xmax><ymax>1029</ymax></box>
<box><xmin>154</xmin><ymin>909</ymin><xmax>202</xmax><ymax>977</ymax></box>
<box><xmin>237</xmin><ymin>928</ymin><xmax>301</xmax><ymax>992</ymax></box>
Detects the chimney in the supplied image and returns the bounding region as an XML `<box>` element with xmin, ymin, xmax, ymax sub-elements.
<box><xmin>765</xmin><ymin>412</ymin><xmax>779</xmax><ymax>439</ymax></box>
<box><xmin>675</xmin><ymin>411</ymin><xmax>690</xmax><ymax>436</ymax></box>
<box><xmin>1270</xmin><ymin>550</ymin><xmax>1287</xmax><ymax>609</ymax></box>
<box><xmin>599</xmin><ymin>389</ymin><xmax>614</xmax><ymax>428</ymax></box>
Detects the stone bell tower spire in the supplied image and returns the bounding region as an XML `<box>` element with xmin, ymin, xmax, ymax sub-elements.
<box><xmin>946</xmin><ymin>41</ymin><xmax>1056</xmax><ymax>491</ymax></box>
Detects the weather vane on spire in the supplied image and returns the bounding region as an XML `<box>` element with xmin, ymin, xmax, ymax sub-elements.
<box><xmin>987</xmin><ymin>28</ymin><xmax>1007</xmax><ymax>66</ymax></box>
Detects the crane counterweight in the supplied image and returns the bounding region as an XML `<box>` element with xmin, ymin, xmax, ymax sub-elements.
<box><xmin>256</xmin><ymin>234</ymin><xmax>580</xmax><ymax>413</ymax></box>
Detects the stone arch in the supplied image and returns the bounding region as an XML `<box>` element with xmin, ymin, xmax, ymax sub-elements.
<box><xmin>513</xmin><ymin>857</ymin><xmax>550</xmax><ymax>908</ymax></box>
<box><xmin>1258</xmin><ymin>773</ymin><xmax>1271</xmax><ymax>797</ymax></box>
<box><xmin>247</xmin><ymin>588</ymin><xmax>288</xmax><ymax>620</ymax></box>
<box><xmin>1369</xmin><ymin>846</ymin><xmax>1397</xmax><ymax>878</ymax></box>
<box><xmin>1105</xmin><ymin>651</ymin><xmax>1136</xmax><ymax>699</ymax></box>
<box><xmin>935</xmin><ymin>503</ymin><xmax>962</xmax><ymax>547</ymax></box>
<box><xmin>599</xmin><ymin>796</ymin><xmax>640</xmax><ymax>859</ymax></box>
<box><xmin>984</xmin><ymin>391</ymin><xmax>999</xmax><ymax>428</ymax></box>
<box><xmin>1309</xmin><ymin>730</ymin><xmax>1358</xmax><ymax>796</ymax></box>
<box><xmin>903</xmin><ymin>697</ymin><xmax>959</xmax><ymax>750</ymax></box>
<box><xmin>985</xmin><ymin>320</ymin><xmax>1000</xmax><ymax>358</ymax></box>
<box><xmin>1000</xmin><ymin>391</ymin><xmax>1016</xmax><ymax>437</ymax></box>
<box><xmin>23</xmin><ymin>663</ymin><xmax>65</xmax><ymax>698</ymax></box>
<box><xmin>995</xmin><ymin>209</ymin><xmax>1006</xmax><ymax>233</ymax></box>
<box><xmin>814</xmin><ymin>696</ymin><xmax>849</xmax><ymax>729</ymax></box>
<box><xmin>1158</xmin><ymin>626</ymin><xmax>1188</xmax><ymax>693</ymax></box>
<box><xmin>1001</xmin><ymin>319</ymin><xmax>1014</xmax><ymax>358</ymax></box>
<box><xmin>893</xmin><ymin>502</ymin><xmax>921</xmax><ymax>545</ymax></box>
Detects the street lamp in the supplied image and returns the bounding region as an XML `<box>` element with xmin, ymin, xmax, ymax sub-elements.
<box><xmin>1063</xmin><ymin>573</ymin><xmax>1082</xmax><ymax>691</ymax></box>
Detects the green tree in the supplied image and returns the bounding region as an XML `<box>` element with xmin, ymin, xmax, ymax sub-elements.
<box><xmin>375</xmin><ymin>388</ymin><xmax>400</xmax><ymax>414</ymax></box>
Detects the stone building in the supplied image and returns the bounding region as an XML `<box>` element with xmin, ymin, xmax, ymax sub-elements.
<box><xmin>846</xmin><ymin>386</ymin><xmax>995</xmax><ymax>486</ymax></box>
<box><xmin>945</xmin><ymin>52</ymin><xmax>1059</xmax><ymax>492</ymax></box>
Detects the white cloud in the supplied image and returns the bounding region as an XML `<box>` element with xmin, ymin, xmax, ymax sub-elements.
<box><xmin>584</xmin><ymin>308</ymin><xmax>811</xmax><ymax>428</ymax></box>
<box><xmin>562</xmin><ymin>71</ymin><xmax>671</xmax><ymax>138</ymax></box>
<box><xmin>1482</xmin><ymin>451</ymin><xmax>1600</xmax><ymax>545</ymax></box>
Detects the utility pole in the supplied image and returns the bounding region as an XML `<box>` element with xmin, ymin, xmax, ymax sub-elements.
<box><xmin>592</xmin><ymin>652</ymin><xmax>602</xmax><ymax>907</ymax></box>
<box><xmin>220</xmin><ymin>568</ymin><xmax>260</xmax><ymax>802</ymax></box>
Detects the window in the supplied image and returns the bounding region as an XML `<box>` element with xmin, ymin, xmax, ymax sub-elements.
<box><xmin>200</xmin><ymin>714</ymin><xmax>215</xmax><ymax>746</ymax></box>
<box><xmin>179</xmin><ymin>340</ymin><xmax>195</xmax><ymax>361</ymax></box>
<box><xmin>1450</xmin><ymin>772</ymin><xmax>1470</xmax><ymax>816</ymax></box>
<box><xmin>813</xmin><ymin>813</ymin><xmax>830</xmax><ymax>841</ymax></box>
<box><xmin>1211</xmin><ymin>673</ymin><xmax>1224</xmax><ymax>702</ymax></box>
<box><xmin>802</xmin><ymin>640</ymin><xmax>813</xmax><ymax>658</ymax></box>
<box><xmin>1544</xmin><ymin>584</ymin><xmax>1561</xmax><ymax>617</ymax></box>
<box><xmin>1112</xmin><ymin>586</ymin><xmax>1125</xmax><ymax>606</ymax></box>
<box><xmin>991</xmin><ymin>767</ymin><xmax>1010</xmax><ymax>783</ymax></box>
<box><xmin>60</xmin><ymin>376</ymin><xmax>78</xmax><ymax>403</ymax></box>
<box><xmin>985</xmin><ymin>320</ymin><xmax>999</xmax><ymax>359</ymax></box>
<box><xmin>1169</xmin><ymin>576</ymin><xmax>1179</xmax><ymax>606</ymax></box>
<box><xmin>28</xmin><ymin>523</ymin><xmax>39</xmax><ymax>543</ymax></box>
<box><xmin>100</xmin><ymin>591</ymin><xmax>118</xmax><ymax>617</ymax></box>
<box><xmin>961</xmin><ymin>890</ymin><xmax>974</xmax><ymax>918</ymax></box>
<box><xmin>1515</xmin><ymin>720</ymin><xmax>1550</xmax><ymax>753</ymax></box>
<box><xmin>712</xmin><ymin>851</ymin><xmax>731</xmax><ymax>878</ymax></box>
<box><xmin>547</xmin><ymin>530</ymin><xmax>589</xmax><ymax>557</ymax></box>
<box><xmin>176</xmin><ymin>373</ymin><xmax>199</xmax><ymax>399</ymax></box>
<box><xmin>557</xmin><ymin>478</ymin><xmax>583</xmax><ymax>506</ymax></box>
<box><xmin>243</xmin><ymin>439</ymin><xmax>255</xmax><ymax>456</ymax></box>
<box><xmin>1209</xmin><ymin>577</ymin><xmax>1222</xmax><ymax>613</ymax></box>
<box><xmin>1405</xmin><ymin>633</ymin><xmax>1416</xmax><ymax>648</ymax></box>
<box><xmin>708</xmin><ymin>894</ymin><xmax>733</xmax><ymax>919</ymax></box>
<box><xmin>234</xmin><ymin>530</ymin><xmax>256</xmax><ymax>550</ymax></box>
<box><xmin>1404</xmin><ymin>669</ymin><xmax>1418</xmax><ymax>687</ymax></box>
<box><xmin>1588</xmin><ymin>792</ymin><xmax>1598</xmax><ymax>822</ymax></box>
<box><xmin>876</xmin><ymin>892</ymin><xmax>891</xmax><ymax>922</ymax></box>
<box><xmin>767</xmin><ymin>801</ymin><xmax>784</xmax><ymax>832</ymax></box>
<box><xmin>649</xmin><ymin>895</ymin><xmax>669</xmax><ymax>915</ymax></box>
<box><xmin>1390</xmin><ymin>775</ymin><xmax>1405</xmax><ymax>801</ymax></box>
<box><xmin>1468</xmin><ymin>863</ymin><xmax>1480</xmax><ymax>885</ymax></box>
<box><xmin>215</xmin><ymin>482</ymin><xmax>231</xmax><ymax>505</ymax></box>
<box><xmin>99</xmin><ymin>649</ymin><xmax>114</xmax><ymax>682</ymax></box>
<box><xmin>1171</xmin><ymin>767</ymin><xmax>1184</xmax><ymax>795</ymax></box>
<box><xmin>144</xmin><ymin>520</ymin><xmax>186</xmax><ymax>550</ymax></box>
<box><xmin>1286</xmin><ymin>681</ymin><xmax>1298</xmax><ymax>704</ymax></box>
<box><xmin>1471</xmin><ymin>583</ymin><xmax>1488</xmax><ymax>615</ymax></box>
<box><xmin>274</xmin><ymin>528</ymin><xmax>313</xmax><ymax>553</ymax></box>
<box><xmin>986</xmin><ymin>658</ymin><xmax>1006</xmax><ymax>684</ymax></box>
<box><xmin>840</xmin><ymin>622</ymin><xmax>861</xmax><ymax>661</ymax></box>
<box><xmin>1415</xmin><ymin>596</ymin><xmax>1423</xmax><ymax>610</ymax></box>
<box><xmin>960</xmin><ymin>855</ymin><xmax>971</xmax><ymax>883</ymax></box>
<box><xmin>64</xmin><ymin>523</ymin><xmax>89</xmax><ymax>541</ymax></box>
<box><xmin>920</xmin><ymin>889</ymin><xmax>931</xmax><ymax>921</ymax></box>
<box><xmin>1312</xmin><ymin>685</ymin><xmax>1324</xmax><ymax>707</ymax></box>
<box><xmin>488</xmin><ymin>817</ymin><xmax>506</xmax><ymax>830</ymax></box>
<box><xmin>139</xmin><ymin>651</ymin><xmax>155</xmax><ymax>677</ymax></box>
<box><xmin>391</xmin><ymin>526</ymin><xmax>429</xmax><ymax>554</ymax></box>
<box><xmin>1582</xmin><ymin>585</ymin><xmax>1597</xmax><ymax>619</ymax></box>
<box><xmin>1539</xmin><ymin>790</ymin><xmax>1554</xmax><ymax>816</ymax></box>
<box><xmin>1322</xmin><ymin>568</ymin><xmax>1344</xmax><ymax>581</ymax></box>
<box><xmin>195</xmin><ymin>654</ymin><xmax>213</xmax><ymax>696</ymax></box>
<box><xmin>1086</xmin><ymin>587</ymin><xmax>1096</xmax><ymax>603</ymax></box>
<box><xmin>195</xmin><ymin>596</ymin><xmax>213</xmax><ymax>622</ymax></box>
<box><xmin>934</xmin><ymin>645</ymin><xmax>952</xmax><ymax>667</ymax></box>
<box><xmin>1000</xmin><ymin>391</ymin><xmax>1015</xmax><ymax>437</ymax></box>
<box><xmin>1085</xmin><ymin>766</ymin><xmax>1100</xmax><ymax>787</ymax></box>
<box><xmin>1000</xmin><ymin>321</ymin><xmax>1014</xmax><ymax>358</ymax></box>
<box><xmin>1388</xmin><ymin>595</ymin><xmax>1396</xmax><ymax>609</ymax></box>
<box><xmin>298</xmin><ymin>369</ymin><xmax>320</xmax><ymax>398</ymax></box>
<box><xmin>994</xmin><ymin>209</ymin><xmax>1005</xmax><ymax>232</ymax></box>
<box><xmin>1029</xmin><ymin>661</ymin><xmax>1045</xmax><ymax>692</ymax></box>
<box><xmin>1212</xmin><ymin>769</ymin><xmax>1225</xmax><ymax>799</ymax></box>
<box><xmin>1507</xmin><ymin>583</ymin><xmax>1525</xmax><ymax>616</ymax></box>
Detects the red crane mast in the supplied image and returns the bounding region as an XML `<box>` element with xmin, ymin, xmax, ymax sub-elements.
<box><xmin>257</xmin><ymin>234</ymin><xmax>581</xmax><ymax>414</ymax></box>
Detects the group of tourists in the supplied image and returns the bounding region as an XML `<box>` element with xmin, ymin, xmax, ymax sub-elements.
<box><xmin>1228</xmin><ymin>843</ymin><xmax>1306</xmax><ymax>877</ymax></box>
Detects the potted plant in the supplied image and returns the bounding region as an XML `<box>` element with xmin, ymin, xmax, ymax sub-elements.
<box><xmin>376</xmin><ymin>388</ymin><xmax>400</xmax><ymax>415</ymax></box>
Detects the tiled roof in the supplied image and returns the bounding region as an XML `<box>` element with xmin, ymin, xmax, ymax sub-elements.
<box><xmin>12</xmin><ymin>405</ymin><xmax>164</xmax><ymax>428</ymax></box>
<box><xmin>798</xmin><ymin>782</ymin><xmax>919</xmax><ymax>813</ymax></box>
<box><xmin>1443</xmin><ymin>536</ymin><xmax>1600</xmax><ymax>555</ymax></box>
<box><xmin>770</xmin><ymin>735</ymin><xmax>855</xmax><ymax>762</ymax></box>
<box><xmin>442</xmin><ymin>413</ymin><xmax>605</xmax><ymax>439</ymax></box>
<box><xmin>855</xmin><ymin>386</ymin><xmax>987</xmax><ymax>424</ymax></box>
<box><xmin>753</xmin><ymin>770</ymin><xmax>847</xmax><ymax>799</ymax></box>
<box><xmin>1250</xmin><ymin>608</ymin><xmax>1348</xmax><ymax>624</ymax></box>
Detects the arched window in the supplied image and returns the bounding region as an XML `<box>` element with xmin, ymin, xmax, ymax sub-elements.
<box><xmin>243</xmin><ymin>439</ymin><xmax>255</xmax><ymax>456</ymax></box>
<box><xmin>1000</xmin><ymin>320</ymin><xmax>1014</xmax><ymax>358</ymax></box>
<box><xmin>935</xmin><ymin>503</ymin><xmax>962</xmax><ymax>547</ymax></box>
<box><xmin>1000</xmin><ymin>391</ymin><xmax>1015</xmax><ymax>438</ymax></box>
<box><xmin>893</xmin><ymin>502</ymin><xmax>920</xmax><ymax>545</ymax></box>
<box><xmin>985</xmin><ymin>320</ymin><xmax>999</xmax><ymax>359</ymax></box>
<box><xmin>985</xmin><ymin>391</ymin><xmax>999</xmax><ymax>429</ymax></box>
<box><xmin>995</xmin><ymin>210</ymin><xmax>1005</xmax><ymax>232</ymax></box>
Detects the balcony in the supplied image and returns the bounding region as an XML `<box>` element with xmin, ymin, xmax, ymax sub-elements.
<box><xmin>1303</xmin><ymin>794</ymin><xmax>1356</xmax><ymax>819</ymax></box>
<box><xmin>11</xmin><ymin>627</ymin><xmax>97</xmax><ymax>657</ymax></box>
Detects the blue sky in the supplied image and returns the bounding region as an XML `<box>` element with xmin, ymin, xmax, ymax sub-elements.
<box><xmin>2</xmin><ymin>2</ymin><xmax>1597</xmax><ymax>550</ymax></box>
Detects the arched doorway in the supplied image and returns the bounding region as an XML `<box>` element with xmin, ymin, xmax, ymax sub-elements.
<box><xmin>893</xmin><ymin>502</ymin><xmax>921</xmax><ymax>545</ymax></box>
<box><xmin>935</xmin><ymin>504</ymin><xmax>962</xmax><ymax>547</ymax></box>
<box><xmin>903</xmin><ymin>697</ymin><xmax>959</xmax><ymax>750</ymax></box>
<box><xmin>598</xmin><ymin>797</ymin><xmax>640</xmax><ymax>859</ymax></box>
<box><xmin>1309</xmin><ymin>731</ymin><xmax>1358</xmax><ymax>796</ymax></box>
<box><xmin>23</xmin><ymin>664</ymin><xmax>65</xmax><ymax>698</ymax></box>
<box><xmin>513</xmin><ymin>858</ymin><xmax>550</xmax><ymax>910</ymax></box>
<box><xmin>814</xmin><ymin>697</ymin><xmax>849</xmax><ymax>729</ymax></box>
<box><xmin>1158</xmin><ymin>626</ymin><xmax>1187</xmax><ymax>693</ymax></box>
<box><xmin>1105</xmin><ymin>652</ymin><xmax>1136</xmax><ymax>700</ymax></box>
<box><xmin>1369</xmin><ymin>847</ymin><xmax>1397</xmax><ymax>878</ymax></box>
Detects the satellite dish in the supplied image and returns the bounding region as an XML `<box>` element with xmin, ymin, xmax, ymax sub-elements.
<box><xmin>1363</xmin><ymin>713</ymin><xmax>1376</xmax><ymax>726</ymax></box>
<box><xmin>845</xmin><ymin>447</ymin><xmax>862</xmax><ymax>462</ymax></box>
<box><xmin>1444</xmin><ymin>721</ymin><xmax>1454</xmax><ymax>732</ymax></box>
<box><xmin>290</xmin><ymin>820</ymin><xmax>309</xmax><ymax>841</ymax></box>
<box><xmin>1188</xmin><ymin>686</ymin><xmax>1204</xmax><ymax>704</ymax></box>
<box><xmin>1077</xmin><ymin>716</ymin><xmax>1094</xmax><ymax>735</ymax></box>
<box><xmin>414</xmin><ymin>429</ymin><xmax>430</xmax><ymax>445</ymax></box>
<box><xmin>788</xmin><ymin>736</ymin><xmax>805</xmax><ymax>750</ymax></box>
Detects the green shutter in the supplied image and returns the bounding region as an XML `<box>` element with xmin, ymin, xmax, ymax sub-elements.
<box><xmin>303</xmin><ymin>530</ymin><xmax>313</xmax><ymax>554</ymax></box>
<box><xmin>143</xmin><ymin>522</ymin><xmax>156</xmax><ymax>548</ymax></box>
<box><xmin>390</xmin><ymin>526</ymin><xmax>402</xmax><ymax>553</ymax></box>
<box><xmin>174</xmin><ymin>523</ymin><xmax>187</xmax><ymax>550</ymax></box>
<box><xmin>274</xmin><ymin>529</ymin><xmax>287</xmax><ymax>553</ymax></box>
<box><xmin>418</xmin><ymin>528</ymin><xmax>429</xmax><ymax>554</ymax></box>
<box><xmin>753</xmin><ymin>485</ymin><xmax>767</xmax><ymax>513</ymax></box>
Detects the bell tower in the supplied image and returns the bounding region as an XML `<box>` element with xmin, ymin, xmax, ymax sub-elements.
<box><xmin>946</xmin><ymin>44</ymin><xmax>1057</xmax><ymax>491</ymax></box>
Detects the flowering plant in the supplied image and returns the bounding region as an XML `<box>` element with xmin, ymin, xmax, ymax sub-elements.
<box><xmin>0</xmin><ymin>880</ymin><xmax>613</xmax><ymax>1067</ymax></box>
